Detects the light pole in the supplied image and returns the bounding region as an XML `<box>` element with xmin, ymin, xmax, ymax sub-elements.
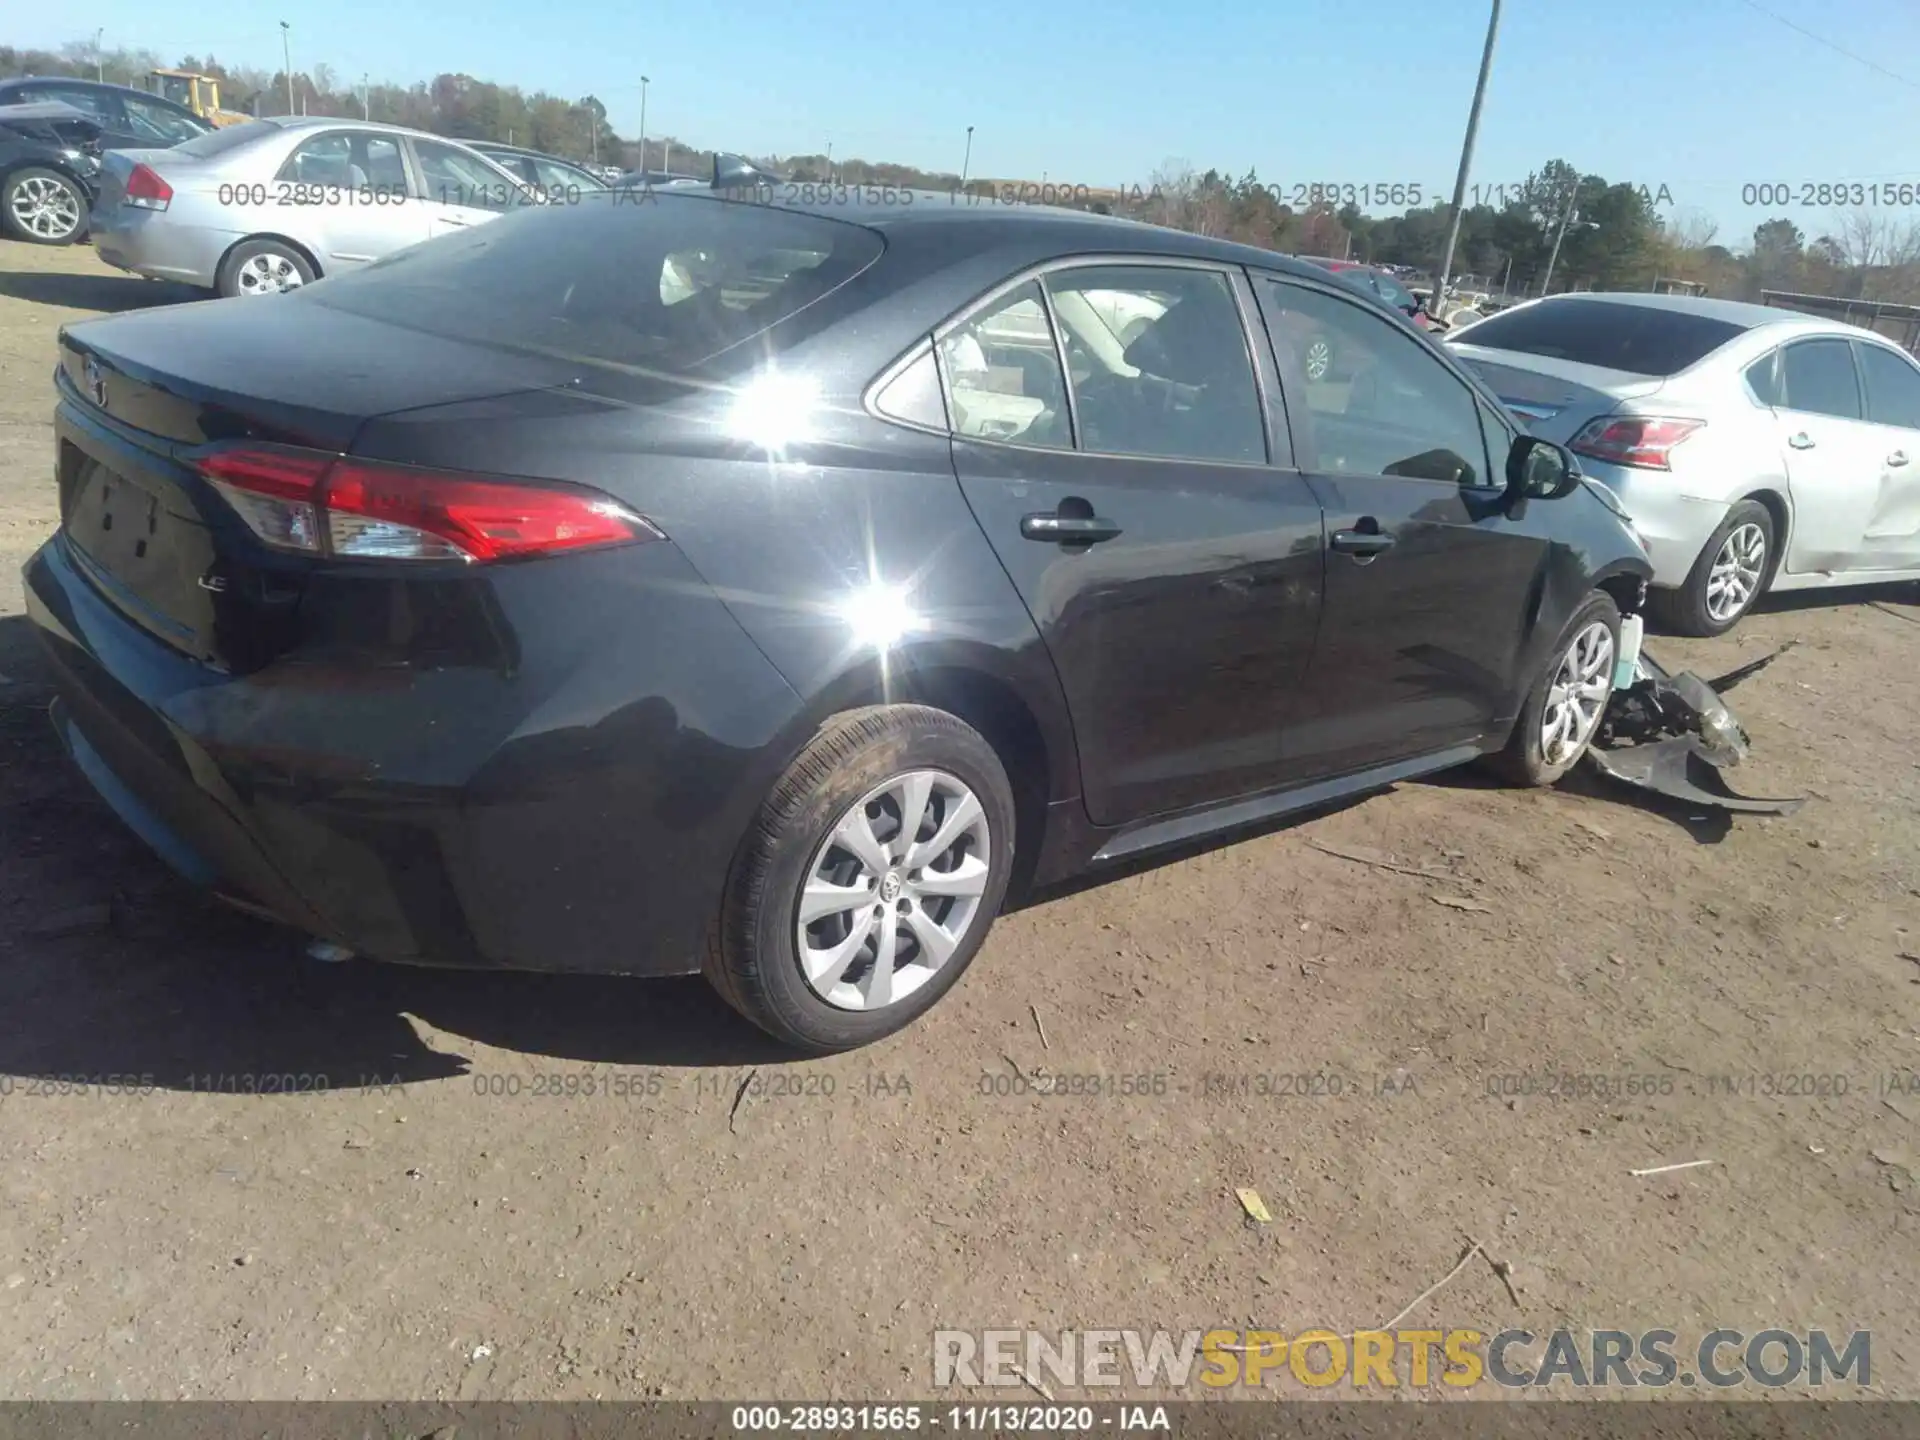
<box><xmin>1541</xmin><ymin>190</ymin><xmax>1598</xmax><ymax>295</ymax></box>
<box><xmin>826</xmin><ymin>141</ymin><xmax>833</xmax><ymax>182</ymax></box>
<box><xmin>94</xmin><ymin>28</ymin><xmax>104</xmax><ymax>82</ymax></box>
<box><xmin>638</xmin><ymin>76</ymin><xmax>649</xmax><ymax>175</ymax></box>
<box><xmin>960</xmin><ymin>125</ymin><xmax>974</xmax><ymax>192</ymax></box>
<box><xmin>1430</xmin><ymin>0</ymin><xmax>1501</xmax><ymax>323</ymax></box>
<box><xmin>361</xmin><ymin>73</ymin><xmax>370</xmax><ymax>121</ymax></box>
<box><xmin>279</xmin><ymin>22</ymin><xmax>294</xmax><ymax>116</ymax></box>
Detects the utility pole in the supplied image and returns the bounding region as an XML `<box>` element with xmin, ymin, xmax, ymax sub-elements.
<box><xmin>362</xmin><ymin>73</ymin><xmax>370</xmax><ymax>121</ymax></box>
<box><xmin>961</xmin><ymin>125</ymin><xmax>974</xmax><ymax>192</ymax></box>
<box><xmin>639</xmin><ymin>76</ymin><xmax>649</xmax><ymax>175</ymax></box>
<box><xmin>94</xmin><ymin>28</ymin><xmax>104</xmax><ymax>82</ymax></box>
<box><xmin>1541</xmin><ymin>189</ymin><xmax>1581</xmax><ymax>295</ymax></box>
<box><xmin>826</xmin><ymin>141</ymin><xmax>833</xmax><ymax>182</ymax></box>
<box><xmin>1430</xmin><ymin>0</ymin><xmax>1501</xmax><ymax>322</ymax></box>
<box><xmin>279</xmin><ymin>22</ymin><xmax>294</xmax><ymax>116</ymax></box>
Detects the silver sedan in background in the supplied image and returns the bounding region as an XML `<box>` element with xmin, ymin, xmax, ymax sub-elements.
<box><xmin>88</xmin><ymin>116</ymin><xmax>538</xmax><ymax>297</ymax></box>
<box><xmin>1450</xmin><ymin>293</ymin><xmax>1920</xmax><ymax>634</ymax></box>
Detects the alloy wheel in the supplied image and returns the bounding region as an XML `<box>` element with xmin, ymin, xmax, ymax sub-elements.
<box><xmin>1304</xmin><ymin>337</ymin><xmax>1332</xmax><ymax>381</ymax></box>
<box><xmin>1540</xmin><ymin>620</ymin><xmax>1615</xmax><ymax>767</ymax></box>
<box><xmin>9</xmin><ymin>174</ymin><xmax>82</xmax><ymax>241</ymax></box>
<box><xmin>795</xmin><ymin>769</ymin><xmax>992</xmax><ymax>1012</ymax></box>
<box><xmin>236</xmin><ymin>252</ymin><xmax>305</xmax><ymax>295</ymax></box>
<box><xmin>1705</xmin><ymin>521</ymin><xmax>1766</xmax><ymax>623</ymax></box>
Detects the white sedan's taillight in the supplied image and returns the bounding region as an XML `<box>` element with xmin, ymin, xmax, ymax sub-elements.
<box><xmin>196</xmin><ymin>445</ymin><xmax>662</xmax><ymax>563</ymax></box>
<box><xmin>1569</xmin><ymin>416</ymin><xmax>1705</xmax><ymax>470</ymax></box>
<box><xmin>123</xmin><ymin>163</ymin><xmax>173</xmax><ymax>211</ymax></box>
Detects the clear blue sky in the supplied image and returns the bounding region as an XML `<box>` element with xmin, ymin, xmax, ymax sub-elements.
<box><xmin>17</xmin><ymin>0</ymin><xmax>1920</xmax><ymax>247</ymax></box>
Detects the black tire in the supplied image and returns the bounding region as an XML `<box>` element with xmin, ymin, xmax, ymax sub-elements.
<box><xmin>1484</xmin><ymin>591</ymin><xmax>1623</xmax><ymax>787</ymax></box>
<box><xmin>1648</xmin><ymin>499</ymin><xmax>1776</xmax><ymax>637</ymax></box>
<box><xmin>2</xmin><ymin>166</ymin><xmax>88</xmax><ymax>245</ymax></box>
<box><xmin>705</xmin><ymin>705</ymin><xmax>1017</xmax><ymax>1053</ymax></box>
<box><xmin>216</xmin><ymin>238</ymin><xmax>316</xmax><ymax>298</ymax></box>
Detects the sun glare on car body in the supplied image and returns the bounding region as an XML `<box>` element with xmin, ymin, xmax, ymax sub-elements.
<box><xmin>727</xmin><ymin>369</ymin><xmax>821</xmax><ymax>453</ymax></box>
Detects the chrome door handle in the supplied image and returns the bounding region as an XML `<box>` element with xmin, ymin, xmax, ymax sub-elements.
<box><xmin>1788</xmin><ymin>432</ymin><xmax>1816</xmax><ymax>450</ymax></box>
<box><xmin>1019</xmin><ymin>512</ymin><xmax>1123</xmax><ymax>545</ymax></box>
<box><xmin>1889</xmin><ymin>450</ymin><xmax>1910</xmax><ymax>467</ymax></box>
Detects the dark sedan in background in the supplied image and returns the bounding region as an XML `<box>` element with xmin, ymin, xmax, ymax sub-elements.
<box><xmin>0</xmin><ymin>100</ymin><xmax>105</xmax><ymax>243</ymax></box>
<box><xmin>0</xmin><ymin>76</ymin><xmax>210</xmax><ymax>150</ymax></box>
<box><xmin>24</xmin><ymin>190</ymin><xmax>1652</xmax><ymax>1050</ymax></box>
<box><xmin>467</xmin><ymin>140</ymin><xmax>609</xmax><ymax>198</ymax></box>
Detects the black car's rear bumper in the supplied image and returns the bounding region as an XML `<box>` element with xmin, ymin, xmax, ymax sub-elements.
<box><xmin>23</xmin><ymin>532</ymin><xmax>804</xmax><ymax>975</ymax></box>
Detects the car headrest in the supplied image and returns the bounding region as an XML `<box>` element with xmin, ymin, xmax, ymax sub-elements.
<box><xmin>1122</xmin><ymin>296</ymin><xmax>1234</xmax><ymax>385</ymax></box>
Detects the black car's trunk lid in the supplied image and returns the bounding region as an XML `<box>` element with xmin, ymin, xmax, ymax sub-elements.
<box><xmin>59</xmin><ymin>296</ymin><xmax>584</xmax><ymax>449</ymax></box>
<box><xmin>55</xmin><ymin>298</ymin><xmax>583</xmax><ymax>670</ymax></box>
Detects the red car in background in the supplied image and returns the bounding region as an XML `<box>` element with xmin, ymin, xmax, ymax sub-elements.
<box><xmin>1299</xmin><ymin>256</ymin><xmax>1437</xmax><ymax>328</ymax></box>
<box><xmin>1290</xmin><ymin>256</ymin><xmax>1442</xmax><ymax>381</ymax></box>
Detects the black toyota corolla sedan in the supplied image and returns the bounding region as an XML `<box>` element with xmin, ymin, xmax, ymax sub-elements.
<box><xmin>24</xmin><ymin>188</ymin><xmax>1652</xmax><ymax>1051</ymax></box>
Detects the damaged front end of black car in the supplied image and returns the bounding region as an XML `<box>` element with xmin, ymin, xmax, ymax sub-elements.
<box><xmin>1591</xmin><ymin>642</ymin><xmax>1805</xmax><ymax>816</ymax></box>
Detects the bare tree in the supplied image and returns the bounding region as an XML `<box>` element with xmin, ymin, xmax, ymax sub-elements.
<box><xmin>1832</xmin><ymin>208</ymin><xmax>1899</xmax><ymax>270</ymax></box>
<box><xmin>1663</xmin><ymin>210</ymin><xmax>1719</xmax><ymax>251</ymax></box>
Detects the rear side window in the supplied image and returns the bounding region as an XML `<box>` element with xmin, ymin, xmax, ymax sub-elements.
<box><xmin>937</xmin><ymin>280</ymin><xmax>1072</xmax><ymax>450</ymax></box>
<box><xmin>1858</xmin><ymin>343</ymin><xmax>1920</xmax><ymax>429</ymax></box>
<box><xmin>1458</xmin><ymin>300</ymin><xmax>1745</xmax><ymax>377</ymax></box>
<box><xmin>173</xmin><ymin>120</ymin><xmax>279</xmax><ymax>158</ymax></box>
<box><xmin>27</xmin><ymin>85</ymin><xmax>117</xmax><ymax>126</ymax></box>
<box><xmin>1780</xmin><ymin>339</ymin><xmax>1861</xmax><ymax>419</ymax></box>
<box><xmin>531</xmin><ymin>156</ymin><xmax>607</xmax><ymax>192</ymax></box>
<box><xmin>308</xmin><ymin>194</ymin><xmax>885</xmax><ymax>376</ymax></box>
<box><xmin>1745</xmin><ymin>350</ymin><xmax>1783</xmax><ymax>406</ymax></box>
<box><xmin>121</xmin><ymin>93</ymin><xmax>206</xmax><ymax>144</ymax></box>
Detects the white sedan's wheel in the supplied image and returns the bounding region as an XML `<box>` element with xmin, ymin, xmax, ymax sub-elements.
<box><xmin>1705</xmin><ymin>521</ymin><xmax>1767</xmax><ymax>624</ymax></box>
<box><xmin>1652</xmin><ymin>499</ymin><xmax>1777</xmax><ymax>637</ymax></box>
<box><xmin>236</xmin><ymin>252</ymin><xmax>305</xmax><ymax>295</ymax></box>
<box><xmin>217</xmin><ymin>239</ymin><xmax>316</xmax><ymax>299</ymax></box>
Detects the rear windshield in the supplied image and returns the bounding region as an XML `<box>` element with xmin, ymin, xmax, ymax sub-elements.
<box><xmin>308</xmin><ymin>193</ymin><xmax>885</xmax><ymax>375</ymax></box>
<box><xmin>173</xmin><ymin>120</ymin><xmax>280</xmax><ymax>158</ymax></box>
<box><xmin>1457</xmin><ymin>299</ymin><xmax>1745</xmax><ymax>377</ymax></box>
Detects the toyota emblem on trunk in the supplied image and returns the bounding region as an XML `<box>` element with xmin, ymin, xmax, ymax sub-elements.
<box><xmin>83</xmin><ymin>356</ymin><xmax>107</xmax><ymax>408</ymax></box>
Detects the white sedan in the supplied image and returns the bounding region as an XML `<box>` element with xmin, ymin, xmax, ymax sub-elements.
<box><xmin>1450</xmin><ymin>292</ymin><xmax>1920</xmax><ymax>634</ymax></box>
<box><xmin>88</xmin><ymin>116</ymin><xmax>537</xmax><ymax>298</ymax></box>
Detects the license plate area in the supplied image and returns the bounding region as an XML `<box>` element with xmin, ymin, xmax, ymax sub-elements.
<box><xmin>65</xmin><ymin>452</ymin><xmax>221</xmax><ymax>660</ymax></box>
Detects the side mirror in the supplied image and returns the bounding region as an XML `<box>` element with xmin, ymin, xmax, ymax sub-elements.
<box><xmin>1506</xmin><ymin>435</ymin><xmax>1582</xmax><ymax>501</ymax></box>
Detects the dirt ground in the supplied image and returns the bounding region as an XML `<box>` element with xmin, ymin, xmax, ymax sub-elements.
<box><xmin>1</xmin><ymin>241</ymin><xmax>1918</xmax><ymax>1405</ymax></box>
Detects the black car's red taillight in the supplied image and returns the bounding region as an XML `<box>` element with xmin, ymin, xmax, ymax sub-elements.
<box><xmin>196</xmin><ymin>445</ymin><xmax>663</xmax><ymax>564</ymax></box>
<box><xmin>123</xmin><ymin>163</ymin><xmax>173</xmax><ymax>211</ymax></box>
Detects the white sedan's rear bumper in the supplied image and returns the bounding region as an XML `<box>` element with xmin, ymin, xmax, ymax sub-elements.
<box><xmin>1578</xmin><ymin>458</ymin><xmax>1731</xmax><ymax>588</ymax></box>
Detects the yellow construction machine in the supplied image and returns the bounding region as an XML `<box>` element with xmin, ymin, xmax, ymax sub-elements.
<box><xmin>147</xmin><ymin>69</ymin><xmax>252</xmax><ymax>127</ymax></box>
